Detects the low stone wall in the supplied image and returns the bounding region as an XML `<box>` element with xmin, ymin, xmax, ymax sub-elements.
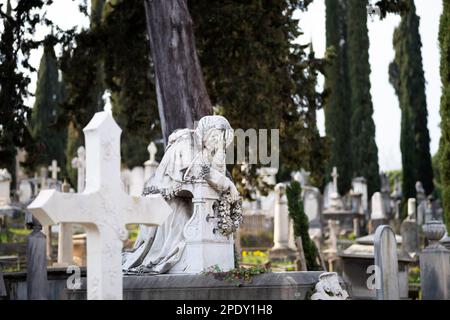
<box><xmin>3</xmin><ymin>267</ymin><xmax>86</xmax><ymax>300</ymax></box>
<box><xmin>68</xmin><ymin>272</ymin><xmax>325</xmax><ymax>300</ymax></box>
<box><xmin>3</xmin><ymin>270</ymin><xmax>338</xmax><ymax>300</ymax></box>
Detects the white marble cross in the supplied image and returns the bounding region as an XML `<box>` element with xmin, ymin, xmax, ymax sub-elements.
<box><xmin>28</xmin><ymin>112</ymin><xmax>171</xmax><ymax>300</ymax></box>
<box><xmin>48</xmin><ymin>160</ymin><xmax>60</xmax><ymax>181</ymax></box>
<box><xmin>71</xmin><ymin>146</ymin><xmax>86</xmax><ymax>193</ymax></box>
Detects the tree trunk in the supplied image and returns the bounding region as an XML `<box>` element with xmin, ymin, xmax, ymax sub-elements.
<box><xmin>144</xmin><ymin>0</ymin><xmax>213</xmax><ymax>144</ymax></box>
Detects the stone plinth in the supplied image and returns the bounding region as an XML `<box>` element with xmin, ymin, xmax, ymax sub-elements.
<box><xmin>169</xmin><ymin>182</ymin><xmax>235</xmax><ymax>274</ymax></box>
<box><xmin>3</xmin><ymin>270</ymin><xmax>341</xmax><ymax>300</ymax></box>
<box><xmin>67</xmin><ymin>272</ymin><xmax>332</xmax><ymax>300</ymax></box>
<box><xmin>420</xmin><ymin>246</ymin><xmax>450</xmax><ymax>300</ymax></box>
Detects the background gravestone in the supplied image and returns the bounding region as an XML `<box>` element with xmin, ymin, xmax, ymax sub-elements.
<box><xmin>374</xmin><ymin>225</ymin><xmax>400</xmax><ymax>300</ymax></box>
<box><xmin>26</xmin><ymin>216</ymin><xmax>49</xmax><ymax>300</ymax></box>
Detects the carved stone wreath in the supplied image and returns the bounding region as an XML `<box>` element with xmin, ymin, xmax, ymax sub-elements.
<box><xmin>213</xmin><ymin>191</ymin><xmax>243</xmax><ymax>237</ymax></box>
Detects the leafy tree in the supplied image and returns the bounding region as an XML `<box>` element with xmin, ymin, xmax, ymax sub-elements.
<box><xmin>0</xmin><ymin>0</ymin><xmax>53</xmax><ymax>188</ymax></box>
<box><xmin>28</xmin><ymin>37</ymin><xmax>66</xmax><ymax>174</ymax></box>
<box><xmin>389</xmin><ymin>0</ymin><xmax>434</xmax><ymax>211</ymax></box>
<box><xmin>438</xmin><ymin>0</ymin><xmax>450</xmax><ymax>230</ymax></box>
<box><xmin>58</xmin><ymin>0</ymin><xmax>328</xmax><ymax>197</ymax></box>
<box><xmin>286</xmin><ymin>181</ymin><xmax>320</xmax><ymax>271</ymax></box>
<box><xmin>347</xmin><ymin>0</ymin><xmax>380</xmax><ymax>198</ymax></box>
<box><xmin>190</xmin><ymin>0</ymin><xmax>329</xmax><ymax>196</ymax></box>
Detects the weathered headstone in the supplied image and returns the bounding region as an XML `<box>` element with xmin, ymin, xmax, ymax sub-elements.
<box><xmin>352</xmin><ymin>177</ymin><xmax>368</xmax><ymax>214</ymax></box>
<box><xmin>407</xmin><ymin>198</ymin><xmax>416</xmax><ymax>220</ymax></box>
<box><xmin>400</xmin><ymin>219</ymin><xmax>419</xmax><ymax>257</ymax></box>
<box><xmin>18</xmin><ymin>180</ymin><xmax>33</xmax><ymax>204</ymax></box>
<box><xmin>27</xmin><ymin>112</ymin><xmax>171</xmax><ymax>300</ymax></box>
<box><xmin>26</xmin><ymin>216</ymin><xmax>49</xmax><ymax>300</ymax></box>
<box><xmin>130</xmin><ymin>166</ymin><xmax>145</xmax><ymax>197</ymax></box>
<box><xmin>0</xmin><ymin>169</ymin><xmax>11</xmax><ymax>206</ymax></box>
<box><xmin>374</xmin><ymin>225</ymin><xmax>400</xmax><ymax>300</ymax></box>
<box><xmin>370</xmin><ymin>192</ymin><xmax>388</xmax><ymax>232</ymax></box>
<box><xmin>303</xmin><ymin>186</ymin><xmax>321</xmax><ymax>227</ymax></box>
<box><xmin>71</xmin><ymin>146</ymin><xmax>86</xmax><ymax>193</ymax></box>
<box><xmin>270</xmin><ymin>183</ymin><xmax>296</xmax><ymax>259</ymax></box>
<box><xmin>144</xmin><ymin>142</ymin><xmax>159</xmax><ymax>181</ymax></box>
<box><xmin>420</xmin><ymin>220</ymin><xmax>450</xmax><ymax>300</ymax></box>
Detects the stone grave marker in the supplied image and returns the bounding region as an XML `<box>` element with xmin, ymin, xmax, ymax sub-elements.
<box><xmin>374</xmin><ymin>225</ymin><xmax>400</xmax><ymax>300</ymax></box>
<box><xmin>420</xmin><ymin>220</ymin><xmax>450</xmax><ymax>300</ymax></box>
<box><xmin>270</xmin><ymin>183</ymin><xmax>296</xmax><ymax>259</ymax></box>
<box><xmin>352</xmin><ymin>177</ymin><xmax>368</xmax><ymax>214</ymax></box>
<box><xmin>303</xmin><ymin>186</ymin><xmax>321</xmax><ymax>227</ymax></box>
<box><xmin>26</xmin><ymin>216</ymin><xmax>49</xmax><ymax>300</ymax></box>
<box><xmin>71</xmin><ymin>146</ymin><xmax>86</xmax><ymax>193</ymax></box>
<box><xmin>130</xmin><ymin>166</ymin><xmax>145</xmax><ymax>197</ymax></box>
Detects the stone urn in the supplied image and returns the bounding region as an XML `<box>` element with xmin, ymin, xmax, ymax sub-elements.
<box><xmin>422</xmin><ymin>220</ymin><xmax>447</xmax><ymax>249</ymax></box>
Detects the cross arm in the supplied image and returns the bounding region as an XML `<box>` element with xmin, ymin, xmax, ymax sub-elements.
<box><xmin>27</xmin><ymin>190</ymin><xmax>96</xmax><ymax>225</ymax></box>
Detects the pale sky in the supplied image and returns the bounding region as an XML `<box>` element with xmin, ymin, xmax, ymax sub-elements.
<box><xmin>3</xmin><ymin>0</ymin><xmax>444</xmax><ymax>172</ymax></box>
<box><xmin>296</xmin><ymin>0</ymin><xmax>443</xmax><ymax>171</ymax></box>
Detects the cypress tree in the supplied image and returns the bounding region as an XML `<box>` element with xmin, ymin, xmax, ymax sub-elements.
<box><xmin>286</xmin><ymin>181</ymin><xmax>320</xmax><ymax>271</ymax></box>
<box><xmin>0</xmin><ymin>0</ymin><xmax>50</xmax><ymax>186</ymax></box>
<box><xmin>439</xmin><ymin>0</ymin><xmax>450</xmax><ymax>230</ymax></box>
<box><xmin>29</xmin><ymin>38</ymin><xmax>66</xmax><ymax>173</ymax></box>
<box><xmin>347</xmin><ymin>0</ymin><xmax>380</xmax><ymax>198</ymax></box>
<box><xmin>324</xmin><ymin>0</ymin><xmax>353</xmax><ymax>195</ymax></box>
<box><xmin>389</xmin><ymin>0</ymin><xmax>434</xmax><ymax>207</ymax></box>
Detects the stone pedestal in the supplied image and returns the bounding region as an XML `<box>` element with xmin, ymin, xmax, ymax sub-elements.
<box><xmin>66</xmin><ymin>272</ymin><xmax>331</xmax><ymax>300</ymax></box>
<box><xmin>26</xmin><ymin>228</ymin><xmax>49</xmax><ymax>300</ymax></box>
<box><xmin>420</xmin><ymin>221</ymin><xmax>450</xmax><ymax>300</ymax></box>
<box><xmin>170</xmin><ymin>182</ymin><xmax>234</xmax><ymax>274</ymax></box>
<box><xmin>400</xmin><ymin>219</ymin><xmax>419</xmax><ymax>256</ymax></box>
<box><xmin>420</xmin><ymin>247</ymin><xmax>450</xmax><ymax>300</ymax></box>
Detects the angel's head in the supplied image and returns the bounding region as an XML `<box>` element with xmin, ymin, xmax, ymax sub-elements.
<box><xmin>196</xmin><ymin>115</ymin><xmax>233</xmax><ymax>152</ymax></box>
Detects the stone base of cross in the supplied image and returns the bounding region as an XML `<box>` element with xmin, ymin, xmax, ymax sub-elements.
<box><xmin>28</xmin><ymin>112</ymin><xmax>171</xmax><ymax>300</ymax></box>
<box><xmin>169</xmin><ymin>181</ymin><xmax>234</xmax><ymax>274</ymax></box>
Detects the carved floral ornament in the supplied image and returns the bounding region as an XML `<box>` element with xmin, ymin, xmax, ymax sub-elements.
<box><xmin>311</xmin><ymin>272</ymin><xmax>349</xmax><ymax>300</ymax></box>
